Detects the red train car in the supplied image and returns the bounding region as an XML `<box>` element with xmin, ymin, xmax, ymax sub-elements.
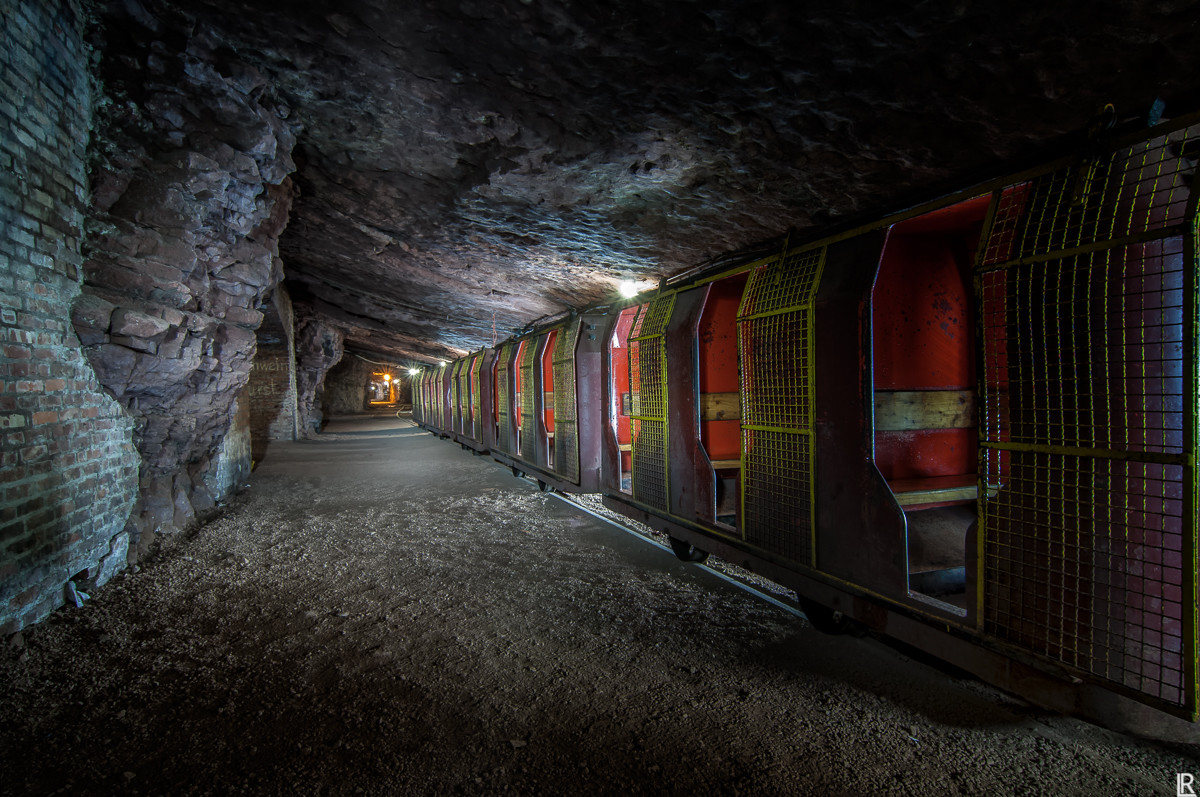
<box><xmin>487</xmin><ymin>314</ymin><xmax>608</xmax><ymax>493</ymax></box>
<box><xmin>415</xmin><ymin>109</ymin><xmax>1200</xmax><ymax>731</ymax></box>
<box><xmin>600</xmin><ymin>110</ymin><xmax>1199</xmax><ymax>729</ymax></box>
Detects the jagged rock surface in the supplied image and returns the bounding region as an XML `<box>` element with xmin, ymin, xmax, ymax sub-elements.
<box><xmin>80</xmin><ymin>6</ymin><xmax>298</xmax><ymax>555</ymax></box>
<box><xmin>99</xmin><ymin>0</ymin><xmax>1200</xmax><ymax>361</ymax></box>
<box><xmin>293</xmin><ymin>313</ymin><xmax>344</xmax><ymax>437</ymax></box>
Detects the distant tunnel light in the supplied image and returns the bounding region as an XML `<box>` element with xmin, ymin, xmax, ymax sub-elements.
<box><xmin>408</xmin><ymin>367</ymin><xmax>420</xmax><ymax>376</ymax></box>
<box><xmin>619</xmin><ymin>280</ymin><xmax>638</xmax><ymax>298</ymax></box>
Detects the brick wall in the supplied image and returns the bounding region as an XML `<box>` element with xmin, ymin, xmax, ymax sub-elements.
<box><xmin>0</xmin><ymin>0</ymin><xmax>139</xmax><ymax>634</ymax></box>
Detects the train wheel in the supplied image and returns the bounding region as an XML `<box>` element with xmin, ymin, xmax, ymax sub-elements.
<box><xmin>512</xmin><ymin>466</ymin><xmax>521</xmax><ymax>478</ymax></box>
<box><xmin>538</xmin><ymin>479</ymin><xmax>551</xmax><ymax>493</ymax></box>
<box><xmin>797</xmin><ymin>597</ymin><xmax>858</xmax><ymax>635</ymax></box>
<box><xmin>668</xmin><ymin>536</ymin><xmax>709</xmax><ymax>564</ymax></box>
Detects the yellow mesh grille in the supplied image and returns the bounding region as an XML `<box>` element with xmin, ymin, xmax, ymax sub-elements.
<box><xmin>553</xmin><ymin>320</ymin><xmax>581</xmax><ymax>482</ymax></box>
<box><xmin>433</xmin><ymin>365</ymin><xmax>444</xmax><ymax>428</ymax></box>
<box><xmin>470</xmin><ymin>353</ymin><xmax>484</xmax><ymax>441</ymax></box>
<box><xmin>450</xmin><ymin>359</ymin><xmax>464</xmax><ymax>432</ymax></box>
<box><xmin>630</xmin><ymin>294</ymin><xmax>675</xmax><ymax>510</ymax></box>
<box><xmin>977</xmin><ymin>120</ymin><xmax>1198</xmax><ymax>716</ymax></box>
<box><xmin>982</xmin><ymin>126</ymin><xmax>1196</xmax><ymax>266</ymax></box>
<box><xmin>980</xmin><ymin>241</ymin><xmax>1187</xmax><ymax>455</ymax></box>
<box><xmin>496</xmin><ymin>343</ymin><xmax>516</xmax><ymax>454</ymax></box>
<box><xmin>519</xmin><ymin>336</ymin><xmax>539</xmax><ymax>462</ymax></box>
<box><xmin>983</xmin><ymin>452</ymin><xmax>1189</xmax><ymax>705</ymax></box>
<box><xmin>737</xmin><ymin>246</ymin><xmax>824</xmax><ymax>567</ymax></box>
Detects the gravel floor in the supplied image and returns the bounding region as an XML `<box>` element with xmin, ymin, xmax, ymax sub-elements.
<box><xmin>3</xmin><ymin>415</ymin><xmax>1199</xmax><ymax>796</ymax></box>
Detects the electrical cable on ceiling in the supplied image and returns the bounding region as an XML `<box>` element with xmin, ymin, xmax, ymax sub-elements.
<box><xmin>353</xmin><ymin>352</ymin><xmax>401</xmax><ymax>368</ymax></box>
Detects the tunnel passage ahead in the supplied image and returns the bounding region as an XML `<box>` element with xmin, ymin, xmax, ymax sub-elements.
<box><xmin>2</xmin><ymin>415</ymin><xmax>1197</xmax><ymax>795</ymax></box>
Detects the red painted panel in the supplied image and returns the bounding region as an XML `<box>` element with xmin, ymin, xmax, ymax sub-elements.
<box><xmin>542</xmin><ymin>330</ymin><xmax>556</xmax><ymax>433</ymax></box>
<box><xmin>492</xmin><ymin>353</ymin><xmax>501</xmax><ymax>424</ymax></box>
<box><xmin>873</xmin><ymin>233</ymin><xmax>975</xmax><ymax>391</ymax></box>
<box><xmin>514</xmin><ymin>339</ymin><xmax>525</xmax><ymax>430</ymax></box>
<box><xmin>698</xmin><ymin>273</ymin><xmax>747</xmax><ymax>462</ymax></box>
<box><xmin>875</xmin><ymin>428</ymin><xmax>977</xmax><ymax>480</ymax></box>
<box><xmin>872</xmin><ymin>196</ymin><xmax>987</xmax><ymax>483</ymax></box>
<box><xmin>610</xmin><ymin>307</ymin><xmax>638</xmax><ymax>446</ymax></box>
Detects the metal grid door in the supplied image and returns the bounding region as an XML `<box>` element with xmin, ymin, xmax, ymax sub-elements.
<box><xmin>496</xmin><ymin>343</ymin><xmax>516</xmax><ymax>454</ymax></box>
<box><xmin>432</xmin><ymin>365</ymin><xmax>444</xmax><ymax>431</ymax></box>
<box><xmin>629</xmin><ymin>294</ymin><xmax>676</xmax><ymax>510</ymax></box>
<box><xmin>470</xmin><ymin>353</ymin><xmax>484</xmax><ymax>442</ymax></box>
<box><xmin>976</xmin><ymin>121</ymin><xmax>1198</xmax><ymax>718</ymax></box>
<box><xmin>553</xmin><ymin>319</ymin><xmax>582</xmax><ymax>482</ymax></box>
<box><xmin>428</xmin><ymin>369</ymin><xmax>436</xmax><ymax>428</ymax></box>
<box><xmin>737</xmin><ymin>245</ymin><xmax>826</xmax><ymax>567</ymax></box>
<box><xmin>519</xmin><ymin>337</ymin><xmax>539</xmax><ymax>463</ymax></box>
<box><xmin>450</xmin><ymin>359</ymin><xmax>464</xmax><ymax>434</ymax></box>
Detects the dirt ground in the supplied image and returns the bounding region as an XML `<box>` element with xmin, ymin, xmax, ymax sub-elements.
<box><xmin>3</xmin><ymin>415</ymin><xmax>1199</xmax><ymax>796</ymax></box>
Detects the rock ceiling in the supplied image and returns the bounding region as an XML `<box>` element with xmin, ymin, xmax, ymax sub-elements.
<box><xmin>108</xmin><ymin>0</ymin><xmax>1200</xmax><ymax>361</ymax></box>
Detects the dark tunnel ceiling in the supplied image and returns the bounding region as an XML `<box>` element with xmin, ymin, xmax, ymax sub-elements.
<box><xmin>123</xmin><ymin>0</ymin><xmax>1200</xmax><ymax>361</ymax></box>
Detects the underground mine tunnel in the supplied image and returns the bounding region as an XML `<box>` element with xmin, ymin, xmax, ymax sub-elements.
<box><xmin>4</xmin><ymin>0</ymin><xmax>1200</xmax><ymax>792</ymax></box>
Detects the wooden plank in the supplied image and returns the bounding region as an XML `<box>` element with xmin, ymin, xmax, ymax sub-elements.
<box><xmin>710</xmin><ymin>458</ymin><xmax>741</xmax><ymax>470</ymax></box>
<box><xmin>889</xmin><ymin>474</ymin><xmax>976</xmax><ymax>506</ymax></box>
<box><xmin>700</xmin><ymin>392</ymin><xmax>741</xmax><ymax>421</ymax></box>
<box><xmin>618</xmin><ymin>443</ymin><xmax>632</xmax><ymax>452</ymax></box>
<box><xmin>874</xmin><ymin>390</ymin><xmax>975</xmax><ymax>431</ymax></box>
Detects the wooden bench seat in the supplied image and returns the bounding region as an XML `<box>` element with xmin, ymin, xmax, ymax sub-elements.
<box><xmin>888</xmin><ymin>474</ymin><xmax>985</xmax><ymax>507</ymax></box>
<box><xmin>710</xmin><ymin>458</ymin><xmax>741</xmax><ymax>470</ymax></box>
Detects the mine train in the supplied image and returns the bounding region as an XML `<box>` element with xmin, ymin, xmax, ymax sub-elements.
<box><xmin>414</xmin><ymin>109</ymin><xmax>1200</xmax><ymax>730</ymax></box>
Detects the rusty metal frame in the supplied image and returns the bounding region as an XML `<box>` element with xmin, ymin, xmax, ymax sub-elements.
<box><xmin>973</xmin><ymin>118</ymin><xmax>1200</xmax><ymax>719</ymax></box>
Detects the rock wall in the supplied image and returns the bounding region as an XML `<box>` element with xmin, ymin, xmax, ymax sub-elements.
<box><xmin>248</xmin><ymin>289</ymin><xmax>296</xmax><ymax>462</ymax></box>
<box><xmin>79</xmin><ymin>3</ymin><xmax>298</xmax><ymax>559</ymax></box>
<box><xmin>294</xmin><ymin>313</ymin><xmax>344</xmax><ymax>437</ymax></box>
<box><xmin>321</xmin><ymin>355</ymin><xmax>372</xmax><ymax>416</ymax></box>
<box><xmin>0</xmin><ymin>0</ymin><xmax>140</xmax><ymax>634</ymax></box>
<box><xmin>203</xmin><ymin>390</ymin><xmax>250</xmax><ymax>501</ymax></box>
<box><xmin>322</xmin><ymin>354</ymin><xmax>412</xmax><ymax>416</ymax></box>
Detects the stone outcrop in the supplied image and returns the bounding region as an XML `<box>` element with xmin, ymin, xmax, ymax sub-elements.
<box><xmin>321</xmin><ymin>354</ymin><xmax>382</xmax><ymax>417</ymax></box>
<box><xmin>78</xmin><ymin>2</ymin><xmax>297</xmax><ymax>558</ymax></box>
<box><xmin>293</xmin><ymin>313</ymin><xmax>344</xmax><ymax>438</ymax></box>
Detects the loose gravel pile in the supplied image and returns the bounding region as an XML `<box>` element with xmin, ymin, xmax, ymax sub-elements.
<box><xmin>2</xmin><ymin>417</ymin><xmax>1198</xmax><ymax>796</ymax></box>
